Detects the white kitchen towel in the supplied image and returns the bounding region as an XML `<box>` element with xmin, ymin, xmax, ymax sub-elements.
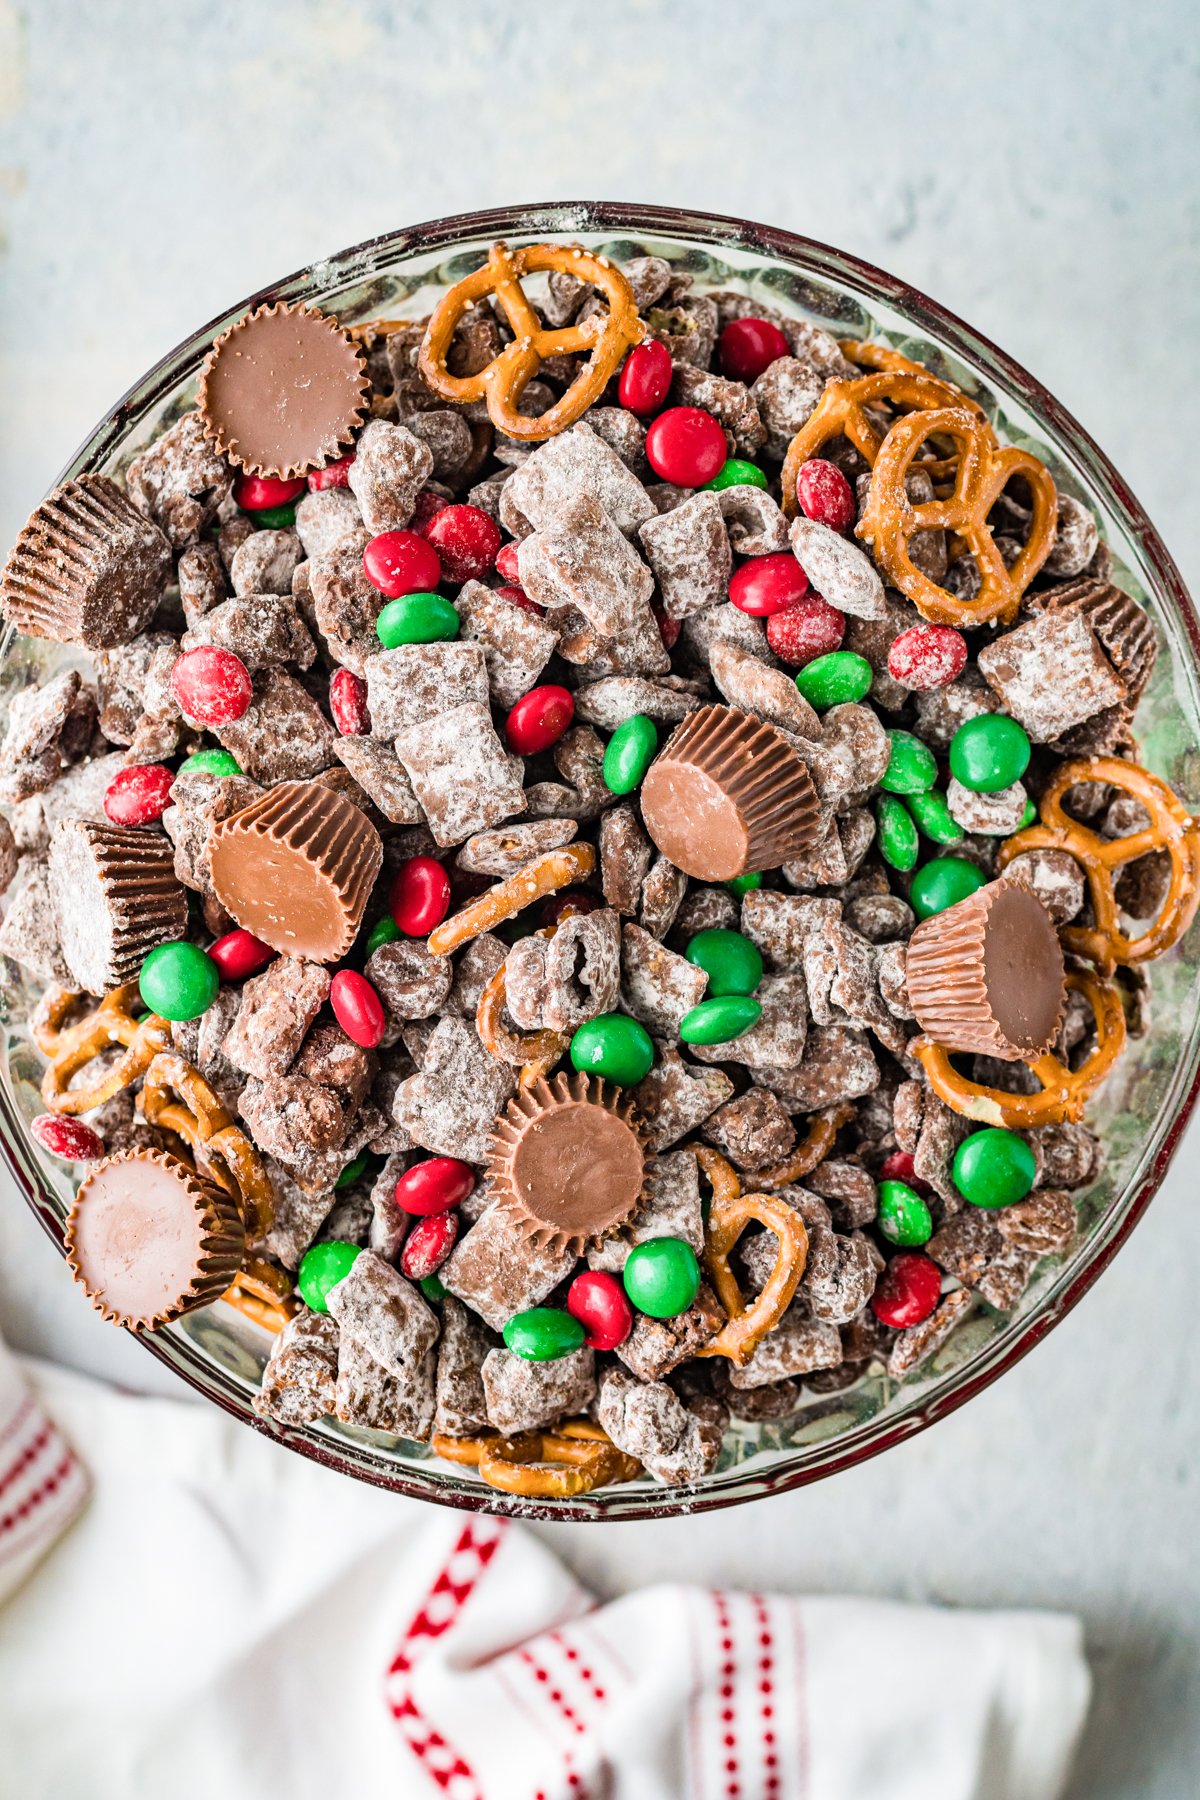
<box><xmin>0</xmin><ymin>1356</ymin><xmax>1090</xmax><ymax>1800</ymax></box>
<box><xmin>0</xmin><ymin>1337</ymin><xmax>88</xmax><ymax>1605</ymax></box>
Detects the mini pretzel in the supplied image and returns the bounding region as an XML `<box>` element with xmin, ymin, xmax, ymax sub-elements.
<box><xmin>997</xmin><ymin>757</ymin><xmax>1200</xmax><ymax>972</ymax></box>
<box><xmin>140</xmin><ymin>1052</ymin><xmax>275</xmax><ymax>1241</ymax></box>
<box><xmin>697</xmin><ymin>1189</ymin><xmax>809</xmax><ymax>1369</ymax></box>
<box><xmin>36</xmin><ymin>981</ymin><xmax>172</xmax><ymax>1116</ymax></box>
<box><xmin>476</xmin><ymin>933</ymin><xmax>570</xmax><ymax>1087</ymax></box>
<box><xmin>756</xmin><ymin>1102</ymin><xmax>856</xmax><ymax>1190</ymax></box>
<box><xmin>221</xmin><ymin>1257</ymin><xmax>299</xmax><ymax>1335</ymax></box>
<box><xmin>428</xmin><ymin>843</ymin><xmax>596</xmax><ymax>957</ymax></box>
<box><xmin>433</xmin><ymin>1420</ymin><xmax>640</xmax><ymax>1498</ymax></box>
<box><xmin>693</xmin><ymin>1143</ymin><xmax>741</xmax><ymax>1208</ymax></box>
<box><xmin>856</xmin><ymin>407</ymin><xmax>1058</xmax><ymax>628</ymax></box>
<box><xmin>914</xmin><ymin>970</ymin><xmax>1126</xmax><ymax>1128</ymax></box>
<box><xmin>418</xmin><ymin>241</ymin><xmax>645</xmax><ymax>441</ymax></box>
<box><xmin>344</xmin><ymin>316</ymin><xmax>415</xmax><ymax>344</ymax></box>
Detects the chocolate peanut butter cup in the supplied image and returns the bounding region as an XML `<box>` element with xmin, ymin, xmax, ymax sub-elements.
<box><xmin>66</xmin><ymin>1147</ymin><xmax>245</xmax><ymax>1330</ymax></box>
<box><xmin>209</xmin><ymin>779</ymin><xmax>383</xmax><ymax>963</ymax></box>
<box><xmin>639</xmin><ymin>704</ymin><xmax>820</xmax><ymax>882</ymax></box>
<box><xmin>47</xmin><ymin>819</ymin><xmax>189</xmax><ymax>995</ymax></box>
<box><xmin>488</xmin><ymin>1072</ymin><xmax>645</xmax><ymax>1257</ymax></box>
<box><xmin>906</xmin><ymin>878</ymin><xmax>1067</xmax><ymax>1061</ymax></box>
<box><xmin>0</xmin><ymin>474</ymin><xmax>171</xmax><ymax>648</ymax></box>
<box><xmin>197</xmin><ymin>302</ymin><xmax>369</xmax><ymax>479</ymax></box>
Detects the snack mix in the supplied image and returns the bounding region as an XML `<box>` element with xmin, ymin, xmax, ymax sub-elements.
<box><xmin>2</xmin><ymin>241</ymin><xmax>1197</xmax><ymax>1500</ymax></box>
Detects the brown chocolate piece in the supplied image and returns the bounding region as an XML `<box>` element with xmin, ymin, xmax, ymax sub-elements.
<box><xmin>639</xmin><ymin>704</ymin><xmax>820</xmax><ymax>881</ymax></box>
<box><xmin>197</xmin><ymin>302</ymin><xmax>369</xmax><ymax>478</ymax></box>
<box><xmin>209</xmin><ymin>779</ymin><xmax>382</xmax><ymax>963</ymax></box>
<box><xmin>48</xmin><ymin>818</ymin><xmax>189</xmax><ymax>994</ymax></box>
<box><xmin>906</xmin><ymin>879</ymin><xmax>1066</xmax><ymax>1061</ymax></box>
<box><xmin>66</xmin><ymin>1147</ymin><xmax>244</xmax><ymax>1330</ymax></box>
<box><xmin>488</xmin><ymin>1072</ymin><xmax>645</xmax><ymax>1256</ymax></box>
<box><xmin>1</xmin><ymin>474</ymin><xmax>171</xmax><ymax>648</ymax></box>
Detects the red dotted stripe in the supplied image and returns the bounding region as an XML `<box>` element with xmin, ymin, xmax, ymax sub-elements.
<box><xmin>713</xmin><ymin>1592</ymin><xmax>741</xmax><ymax>1800</ymax></box>
<box><xmin>0</xmin><ymin>1448</ymin><xmax>80</xmax><ymax>1566</ymax></box>
<box><xmin>520</xmin><ymin>1647</ymin><xmax>590</xmax><ymax>1797</ymax></box>
<box><xmin>0</xmin><ymin>1394</ymin><xmax>34</xmax><ymax>1452</ymax></box>
<box><xmin>0</xmin><ymin>1421</ymin><xmax>52</xmax><ymax>1500</ymax></box>
<box><xmin>752</xmin><ymin>1595</ymin><xmax>780</xmax><ymax>1799</ymax></box>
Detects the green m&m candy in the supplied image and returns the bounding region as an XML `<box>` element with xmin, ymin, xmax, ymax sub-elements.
<box><xmin>680</xmin><ymin>995</ymin><xmax>762</xmax><ymax>1045</ymax></box>
<box><xmin>952</xmin><ymin>1128</ymin><xmax>1036</xmax><ymax>1209</ymax></box>
<box><xmin>880</xmin><ymin>730</ymin><xmax>937</xmax><ymax>796</ymax></box>
<box><xmin>907</xmin><ymin>788</ymin><xmax>965</xmax><ymax>845</ymax></box>
<box><xmin>794</xmin><ymin>650</ymin><xmax>873</xmax><ymax>709</ymax></box>
<box><xmin>335</xmin><ymin>1151</ymin><xmax>370</xmax><ymax>1190</ymax></box>
<box><xmin>376</xmin><ymin>591</ymin><xmax>460</xmax><ymax>648</ymax></box>
<box><xmin>251</xmin><ymin>500</ymin><xmax>297</xmax><ymax>529</ymax></box>
<box><xmin>603</xmin><ymin>714</ymin><xmax>658</xmax><ymax>794</ymax></box>
<box><xmin>623</xmin><ymin>1238</ymin><xmax>701</xmax><ymax>1318</ymax></box>
<box><xmin>139</xmin><ymin>941</ymin><xmax>219</xmax><ymax>1022</ymax></box>
<box><xmin>724</xmin><ymin>871</ymin><xmax>763</xmax><ymax>896</ymax></box>
<box><xmin>366</xmin><ymin>914</ymin><xmax>402</xmax><ymax>956</ymax></box>
<box><xmin>297</xmin><ymin>1240</ymin><xmax>362</xmax><ymax>1313</ymax></box>
<box><xmin>876</xmin><ymin>794</ymin><xmax>919</xmax><ymax>872</ymax></box>
<box><xmin>418</xmin><ymin>1274</ymin><xmax>446</xmax><ymax>1303</ymax></box>
<box><xmin>949</xmin><ymin>715</ymin><xmax>1031</xmax><ymax>793</ymax></box>
<box><xmin>177</xmin><ymin>747</ymin><xmax>242</xmax><ymax>778</ymax></box>
<box><xmin>910</xmin><ymin>855</ymin><xmax>985</xmax><ymax>920</ymax></box>
<box><xmin>570</xmin><ymin>1013</ymin><xmax>655</xmax><ymax>1085</ymax></box>
<box><xmin>878</xmin><ymin>1179</ymin><xmax>934</xmax><ymax>1247</ymax></box>
<box><xmin>503</xmin><ymin>1307</ymin><xmax>585</xmax><ymax>1361</ymax></box>
<box><xmin>1015</xmin><ymin>798</ymin><xmax>1037</xmax><ymax>830</ymax></box>
<box><xmin>685</xmin><ymin>928</ymin><xmax>763</xmax><ymax>997</ymax></box>
<box><xmin>704</xmin><ymin>458</ymin><xmax>768</xmax><ymax>492</ymax></box>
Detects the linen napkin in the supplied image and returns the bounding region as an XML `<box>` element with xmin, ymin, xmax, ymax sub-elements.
<box><xmin>0</xmin><ymin>1334</ymin><xmax>88</xmax><ymax>1605</ymax></box>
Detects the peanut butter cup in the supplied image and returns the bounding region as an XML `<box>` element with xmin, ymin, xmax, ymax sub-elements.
<box><xmin>487</xmin><ymin>1072</ymin><xmax>645</xmax><ymax>1256</ymax></box>
<box><xmin>0</xmin><ymin>474</ymin><xmax>171</xmax><ymax>648</ymax></box>
<box><xmin>47</xmin><ymin>819</ymin><xmax>189</xmax><ymax>995</ymax></box>
<box><xmin>906</xmin><ymin>878</ymin><xmax>1067</xmax><ymax>1061</ymax></box>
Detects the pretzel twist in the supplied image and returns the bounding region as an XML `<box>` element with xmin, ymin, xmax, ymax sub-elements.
<box><xmin>221</xmin><ymin>1256</ymin><xmax>299</xmax><ymax>1334</ymax></box>
<box><xmin>476</xmin><ymin>931</ymin><xmax>570</xmax><ymax>1087</ymax></box>
<box><xmin>696</xmin><ymin>1188</ymin><xmax>809</xmax><ymax>1369</ymax></box>
<box><xmin>428</xmin><ymin>843</ymin><xmax>596</xmax><ymax>957</ymax></box>
<box><xmin>913</xmin><ymin>970</ymin><xmax>1126</xmax><ymax>1127</ymax></box>
<box><xmin>36</xmin><ymin>982</ymin><xmax>172</xmax><ymax>1116</ymax></box>
<box><xmin>997</xmin><ymin>757</ymin><xmax>1200</xmax><ymax>972</ymax></box>
<box><xmin>432</xmin><ymin>1419</ymin><xmax>641</xmax><ymax>1498</ymax></box>
<box><xmin>418</xmin><ymin>241</ymin><xmax>645</xmax><ymax>441</ymax></box>
<box><xmin>140</xmin><ymin>1052</ymin><xmax>275</xmax><ymax>1241</ymax></box>
<box><xmin>755</xmin><ymin>1102</ymin><xmax>856</xmax><ymax>1189</ymax></box>
<box><xmin>856</xmin><ymin>407</ymin><xmax>1058</xmax><ymax>628</ymax></box>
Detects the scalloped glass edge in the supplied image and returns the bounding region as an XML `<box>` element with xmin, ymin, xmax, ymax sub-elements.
<box><xmin>2</xmin><ymin>202</ymin><xmax>1199</xmax><ymax>1523</ymax></box>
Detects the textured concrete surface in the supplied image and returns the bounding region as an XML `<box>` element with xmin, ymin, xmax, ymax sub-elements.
<box><xmin>0</xmin><ymin>5</ymin><xmax>1197</xmax><ymax>1795</ymax></box>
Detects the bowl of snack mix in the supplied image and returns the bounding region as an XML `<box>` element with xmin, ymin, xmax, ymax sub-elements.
<box><xmin>2</xmin><ymin>202</ymin><xmax>1198</xmax><ymax>1519</ymax></box>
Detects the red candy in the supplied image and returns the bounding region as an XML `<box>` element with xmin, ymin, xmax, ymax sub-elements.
<box><xmin>31</xmin><ymin>1113</ymin><xmax>104</xmax><ymax>1163</ymax></box>
<box><xmin>329</xmin><ymin>666</ymin><xmax>371</xmax><ymax>735</ymax></box>
<box><xmin>170</xmin><ymin>646</ymin><xmax>252</xmax><ymax>727</ymax></box>
<box><xmin>540</xmin><ymin>888</ymin><xmax>602</xmax><ymax>927</ymax></box>
<box><xmin>233</xmin><ymin>472</ymin><xmax>306</xmax><ymax>510</ymax></box>
<box><xmin>409</xmin><ymin>488</ymin><xmax>450</xmax><ymax>532</ymax></box>
<box><xmin>362</xmin><ymin>529</ymin><xmax>442</xmax><ymax>598</ymax></box>
<box><xmin>729</xmin><ymin>552</ymin><xmax>809</xmax><ymax>618</ymax></box>
<box><xmin>652</xmin><ymin>598</ymin><xmax>681</xmax><ymax>650</ymax></box>
<box><xmin>395</xmin><ymin>1156</ymin><xmax>475</xmax><ymax>1216</ymax></box>
<box><xmin>494</xmin><ymin>541</ymin><xmax>522</xmax><ymax>583</ymax></box>
<box><xmin>103</xmin><ymin>762</ymin><xmax>174</xmax><ymax>827</ymax></box>
<box><xmin>878</xmin><ymin>1150</ymin><xmax>933</xmax><ymax>1197</ymax></box>
<box><xmin>870</xmin><ymin>1252</ymin><xmax>943</xmax><ymax>1328</ymax></box>
<box><xmin>795</xmin><ymin>458</ymin><xmax>856</xmax><ymax>532</ymax></box>
<box><xmin>505</xmin><ymin>684</ymin><xmax>574</xmax><ymax>755</ymax></box>
<box><xmin>208</xmin><ymin>928</ymin><xmax>275</xmax><ymax>982</ymax></box>
<box><xmin>306</xmin><ymin>456</ymin><xmax>355</xmax><ymax>492</ymax></box>
<box><xmin>422</xmin><ymin>504</ymin><xmax>502</xmax><ymax>584</ymax></box>
<box><xmin>390</xmin><ymin>856</ymin><xmax>451</xmax><ymax>936</ymax></box>
<box><xmin>618</xmin><ymin>339</ymin><xmax>673</xmax><ymax>415</ymax></box>
<box><xmin>495</xmin><ymin>583</ymin><xmax>544</xmax><ymax>616</ymax></box>
<box><xmin>717</xmin><ymin>316</ymin><xmax>790</xmax><ymax>385</ymax></box>
<box><xmin>400</xmin><ymin>1210</ymin><xmax>460</xmax><ymax>1280</ymax></box>
<box><xmin>765</xmin><ymin>594</ymin><xmax>846</xmax><ymax>667</ymax></box>
<box><xmin>330</xmin><ymin>969</ymin><xmax>387</xmax><ymax>1049</ymax></box>
<box><xmin>887</xmin><ymin>624</ymin><xmax>969</xmax><ymax>692</ymax></box>
<box><xmin>567</xmin><ymin>1270</ymin><xmax>633</xmax><ymax>1351</ymax></box>
<box><xmin>644</xmin><ymin>406</ymin><xmax>727</xmax><ymax>487</ymax></box>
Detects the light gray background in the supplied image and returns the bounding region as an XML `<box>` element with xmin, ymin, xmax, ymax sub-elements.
<box><xmin>1</xmin><ymin>4</ymin><xmax>1197</xmax><ymax>1794</ymax></box>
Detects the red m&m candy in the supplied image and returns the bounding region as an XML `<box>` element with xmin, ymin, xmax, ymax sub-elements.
<box><xmin>409</xmin><ymin>488</ymin><xmax>451</xmax><ymax>532</ymax></box>
<box><xmin>329</xmin><ymin>667</ymin><xmax>371</xmax><ymax>735</ymax></box>
<box><xmin>645</xmin><ymin>406</ymin><xmax>727</xmax><ymax>486</ymax></box>
<box><xmin>887</xmin><ymin>624</ymin><xmax>968</xmax><ymax>691</ymax></box>
<box><xmin>400</xmin><ymin>1210</ymin><xmax>459</xmax><ymax>1280</ymax></box>
<box><xmin>494</xmin><ymin>541</ymin><xmax>522</xmax><ymax>583</ymax></box>
<box><xmin>103</xmin><ymin>763</ymin><xmax>174</xmax><ymax>827</ymax></box>
<box><xmin>395</xmin><ymin>1156</ymin><xmax>475</xmax><ymax>1216</ymax></box>
<box><xmin>718</xmin><ymin>316</ymin><xmax>790</xmax><ymax>385</ymax></box>
<box><xmin>363</xmin><ymin>530</ymin><xmax>442</xmax><ymax>598</ymax></box>
<box><xmin>234</xmin><ymin>472</ymin><xmax>306</xmax><ymax>511</ymax></box>
<box><xmin>330</xmin><ymin>969</ymin><xmax>386</xmax><ymax>1049</ymax></box>
<box><xmin>540</xmin><ymin>888</ymin><xmax>601</xmax><ymax>927</ymax></box>
<box><xmin>306</xmin><ymin>456</ymin><xmax>355</xmax><ymax>492</ymax></box>
<box><xmin>567</xmin><ymin>1270</ymin><xmax>633</xmax><ymax>1351</ymax></box>
<box><xmin>729</xmin><ymin>552</ymin><xmax>809</xmax><ymax>617</ymax></box>
<box><xmin>878</xmin><ymin>1150</ymin><xmax>933</xmax><ymax>1197</ymax></box>
<box><xmin>795</xmin><ymin>458</ymin><xmax>856</xmax><ymax>532</ymax></box>
<box><xmin>618</xmin><ymin>339</ymin><xmax>673</xmax><ymax>415</ymax></box>
<box><xmin>505</xmin><ymin>685</ymin><xmax>574</xmax><ymax>755</ymax></box>
<box><xmin>389</xmin><ymin>856</ymin><xmax>451</xmax><ymax>936</ymax></box>
<box><xmin>422</xmin><ymin>504</ymin><xmax>502</xmax><ymax>584</ymax></box>
<box><xmin>495</xmin><ymin>584</ymin><xmax>544</xmax><ymax>616</ymax></box>
<box><xmin>870</xmin><ymin>1251</ymin><xmax>943</xmax><ymax>1327</ymax></box>
<box><xmin>208</xmin><ymin>928</ymin><xmax>275</xmax><ymax>982</ymax></box>
<box><xmin>31</xmin><ymin>1113</ymin><xmax>104</xmax><ymax>1162</ymax></box>
<box><xmin>170</xmin><ymin>647</ymin><xmax>252</xmax><ymax>727</ymax></box>
<box><xmin>652</xmin><ymin>599</ymin><xmax>682</xmax><ymax>650</ymax></box>
<box><xmin>765</xmin><ymin>594</ymin><xmax>846</xmax><ymax>667</ymax></box>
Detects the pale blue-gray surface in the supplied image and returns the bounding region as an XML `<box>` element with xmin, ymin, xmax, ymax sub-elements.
<box><xmin>0</xmin><ymin>5</ymin><xmax>1197</xmax><ymax>1795</ymax></box>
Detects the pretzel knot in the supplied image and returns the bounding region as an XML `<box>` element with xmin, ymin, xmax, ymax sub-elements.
<box><xmin>139</xmin><ymin>1052</ymin><xmax>275</xmax><ymax>1242</ymax></box>
<box><xmin>913</xmin><ymin>970</ymin><xmax>1126</xmax><ymax>1128</ymax></box>
<box><xmin>476</xmin><ymin>929</ymin><xmax>570</xmax><ymax>1088</ymax></box>
<box><xmin>696</xmin><ymin>1182</ymin><xmax>809</xmax><ymax>1369</ymax></box>
<box><xmin>756</xmin><ymin>1102</ymin><xmax>856</xmax><ymax>1190</ymax></box>
<box><xmin>222</xmin><ymin>1257</ymin><xmax>299</xmax><ymax>1335</ymax></box>
<box><xmin>856</xmin><ymin>406</ymin><xmax>1058</xmax><ymax>628</ymax></box>
<box><xmin>35</xmin><ymin>981</ymin><xmax>171</xmax><ymax>1116</ymax></box>
<box><xmin>997</xmin><ymin>756</ymin><xmax>1200</xmax><ymax>972</ymax></box>
<box><xmin>418</xmin><ymin>241</ymin><xmax>645</xmax><ymax>442</ymax></box>
<box><xmin>432</xmin><ymin>1419</ymin><xmax>641</xmax><ymax>1498</ymax></box>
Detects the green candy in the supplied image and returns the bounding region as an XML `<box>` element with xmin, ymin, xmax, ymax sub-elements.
<box><xmin>177</xmin><ymin>747</ymin><xmax>242</xmax><ymax>778</ymax></box>
<box><xmin>724</xmin><ymin>871</ymin><xmax>762</xmax><ymax>895</ymax></box>
<box><xmin>679</xmin><ymin>995</ymin><xmax>762</xmax><ymax>1044</ymax></box>
<box><xmin>704</xmin><ymin>458</ymin><xmax>768</xmax><ymax>492</ymax></box>
<box><xmin>297</xmin><ymin>1241</ymin><xmax>362</xmax><ymax>1313</ymax></box>
<box><xmin>623</xmin><ymin>1237</ymin><xmax>701</xmax><ymax>1318</ymax></box>
<box><xmin>418</xmin><ymin>1275</ymin><xmax>446</xmax><ymax>1303</ymax></box>
<box><xmin>249</xmin><ymin>500</ymin><xmax>297</xmax><ymax>529</ymax></box>
<box><xmin>952</xmin><ymin>1128</ymin><xmax>1036</xmax><ymax>1209</ymax></box>
<box><xmin>335</xmin><ymin>1151</ymin><xmax>370</xmax><ymax>1190</ymax></box>
<box><xmin>949</xmin><ymin>714</ymin><xmax>1031</xmax><ymax>793</ymax></box>
<box><xmin>603</xmin><ymin>714</ymin><xmax>658</xmax><ymax>794</ymax></box>
<box><xmin>365</xmin><ymin>915</ymin><xmax>401</xmax><ymax>956</ymax></box>
<box><xmin>376</xmin><ymin>591</ymin><xmax>460</xmax><ymax>648</ymax></box>
<box><xmin>503</xmin><ymin>1307</ymin><xmax>586</xmax><ymax>1361</ymax></box>
<box><xmin>910</xmin><ymin>855</ymin><xmax>985</xmax><ymax>919</ymax></box>
<box><xmin>570</xmin><ymin>1013</ymin><xmax>655</xmax><ymax>1085</ymax></box>
<box><xmin>685</xmin><ymin>928</ymin><xmax>763</xmax><ymax>997</ymax></box>
<box><xmin>880</xmin><ymin>730</ymin><xmax>937</xmax><ymax>796</ymax></box>
<box><xmin>878</xmin><ymin>1179</ymin><xmax>934</xmax><ymax>1247</ymax></box>
<box><xmin>139</xmin><ymin>941</ymin><xmax>219</xmax><ymax>1022</ymax></box>
<box><xmin>794</xmin><ymin>650</ymin><xmax>872</xmax><ymax>709</ymax></box>
<box><xmin>876</xmin><ymin>794</ymin><xmax>919</xmax><ymax>872</ymax></box>
<box><xmin>907</xmin><ymin>788</ymin><xmax>965</xmax><ymax>845</ymax></box>
<box><xmin>1015</xmin><ymin>798</ymin><xmax>1037</xmax><ymax>830</ymax></box>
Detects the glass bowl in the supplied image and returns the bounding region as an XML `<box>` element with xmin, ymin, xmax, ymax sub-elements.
<box><xmin>3</xmin><ymin>203</ymin><xmax>1198</xmax><ymax>1521</ymax></box>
